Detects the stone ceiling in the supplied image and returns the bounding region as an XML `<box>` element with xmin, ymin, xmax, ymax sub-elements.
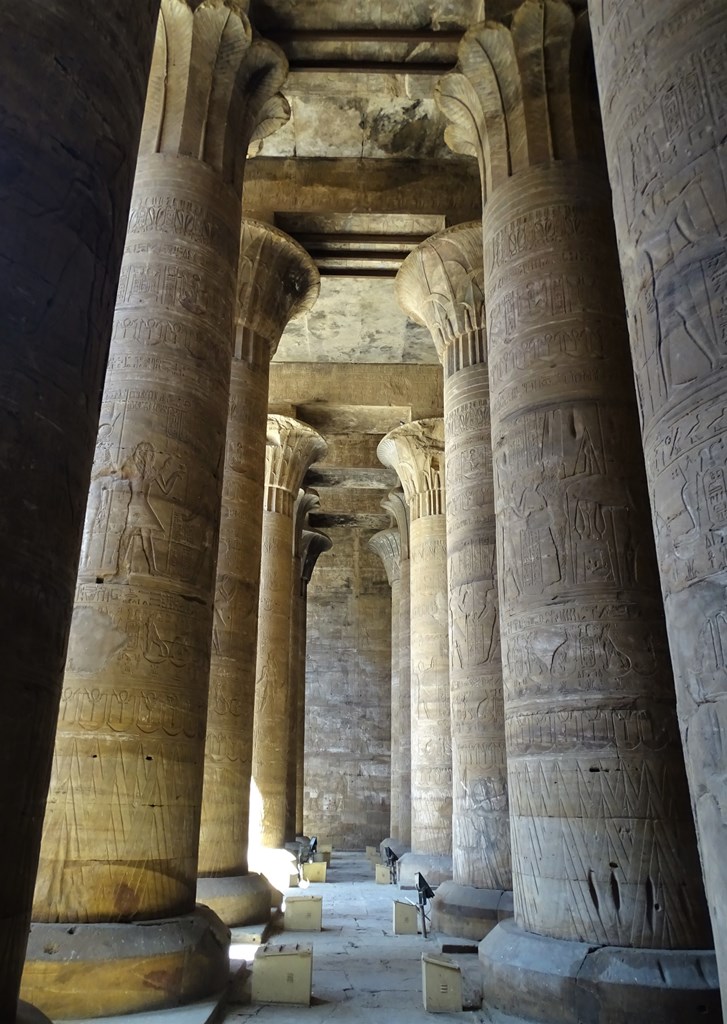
<box><xmin>245</xmin><ymin>0</ymin><xmax>489</xmax><ymax>530</ymax></box>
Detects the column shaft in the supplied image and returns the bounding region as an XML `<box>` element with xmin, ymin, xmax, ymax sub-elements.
<box><xmin>486</xmin><ymin>162</ymin><xmax>710</xmax><ymax>947</ymax></box>
<box><xmin>253</xmin><ymin>509</ymin><xmax>296</xmax><ymax>848</ymax></box>
<box><xmin>589</xmin><ymin>0</ymin><xmax>727</xmax><ymax>995</ymax></box>
<box><xmin>0</xmin><ymin>1</ymin><xmax>159</xmax><ymax>1011</ymax></box>
<box><xmin>398</xmin><ymin>556</ymin><xmax>413</xmax><ymax>848</ymax></box>
<box><xmin>389</xmin><ymin>575</ymin><xmax>402</xmax><ymax>842</ymax></box>
<box><xmin>198</xmin><ymin>330</ymin><xmax>270</xmax><ymax>877</ymax></box>
<box><xmin>445</xmin><ymin>358</ymin><xmax>510</xmax><ymax>890</ymax></box>
<box><xmin>36</xmin><ymin>155</ymin><xmax>238</xmax><ymax>922</ymax></box>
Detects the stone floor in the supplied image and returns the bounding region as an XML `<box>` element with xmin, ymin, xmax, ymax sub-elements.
<box><xmin>224</xmin><ymin>850</ymin><xmax>489</xmax><ymax>1024</ymax></box>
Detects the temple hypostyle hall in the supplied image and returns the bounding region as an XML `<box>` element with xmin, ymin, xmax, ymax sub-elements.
<box><xmin>2</xmin><ymin>1</ymin><xmax>726</xmax><ymax>1022</ymax></box>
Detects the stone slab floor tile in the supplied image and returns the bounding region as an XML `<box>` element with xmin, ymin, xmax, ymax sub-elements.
<box><xmin>224</xmin><ymin>851</ymin><xmax>492</xmax><ymax>1024</ymax></box>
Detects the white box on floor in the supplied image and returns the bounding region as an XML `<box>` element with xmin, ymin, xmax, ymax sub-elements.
<box><xmin>421</xmin><ymin>952</ymin><xmax>462</xmax><ymax>1013</ymax></box>
<box><xmin>284</xmin><ymin>895</ymin><xmax>323</xmax><ymax>931</ymax></box>
<box><xmin>302</xmin><ymin>860</ymin><xmax>327</xmax><ymax>882</ymax></box>
<box><xmin>375</xmin><ymin>863</ymin><xmax>390</xmax><ymax>884</ymax></box>
<box><xmin>252</xmin><ymin>943</ymin><xmax>313</xmax><ymax>1005</ymax></box>
<box><xmin>393</xmin><ymin>900</ymin><xmax>418</xmax><ymax>934</ymax></box>
<box><xmin>366</xmin><ymin>845</ymin><xmax>378</xmax><ymax>859</ymax></box>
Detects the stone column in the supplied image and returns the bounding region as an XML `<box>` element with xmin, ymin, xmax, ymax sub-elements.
<box><xmin>285</xmin><ymin>493</ymin><xmax>325</xmax><ymax>842</ymax></box>
<box><xmin>378</xmin><ymin>420</ymin><xmax>452</xmax><ymax>884</ymax></box>
<box><xmin>397</xmin><ymin>223</ymin><xmax>512</xmax><ymax>941</ymax></box>
<box><xmin>589</xmin><ymin>2</ymin><xmax>727</xmax><ymax>1008</ymax></box>
<box><xmin>23</xmin><ymin>6</ymin><xmax>289</xmax><ymax>1019</ymax></box>
<box><xmin>436</xmin><ymin>5</ymin><xmax>717</xmax><ymax>1021</ymax></box>
<box><xmin>197</xmin><ymin>221</ymin><xmax>319</xmax><ymax>925</ymax></box>
<box><xmin>294</xmin><ymin>529</ymin><xmax>333</xmax><ymax>837</ymax></box>
<box><xmin>382</xmin><ymin>490</ymin><xmax>413</xmax><ymax>850</ymax></box>
<box><xmin>368</xmin><ymin>529</ymin><xmax>403</xmax><ymax>844</ymax></box>
<box><xmin>0</xmin><ymin>5</ymin><xmax>160</xmax><ymax>1019</ymax></box>
<box><xmin>249</xmin><ymin>416</ymin><xmax>327</xmax><ymax>859</ymax></box>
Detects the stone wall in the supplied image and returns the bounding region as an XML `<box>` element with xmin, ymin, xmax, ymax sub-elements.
<box><xmin>304</xmin><ymin>526</ymin><xmax>392</xmax><ymax>848</ymax></box>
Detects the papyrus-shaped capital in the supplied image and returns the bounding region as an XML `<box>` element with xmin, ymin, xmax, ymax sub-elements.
<box><xmin>368</xmin><ymin>529</ymin><xmax>403</xmax><ymax>586</ymax></box>
<box><xmin>141</xmin><ymin>0</ymin><xmax>290</xmax><ymax>190</ymax></box>
<box><xmin>378</xmin><ymin>419</ymin><xmax>445</xmax><ymax>520</ymax></box>
<box><xmin>264</xmin><ymin>415</ymin><xmax>327</xmax><ymax>513</ymax></box>
<box><xmin>435</xmin><ymin>1</ymin><xmax>600</xmax><ymax>194</ymax></box>
<box><xmin>236</xmin><ymin>220</ymin><xmax>320</xmax><ymax>360</ymax></box>
<box><xmin>396</xmin><ymin>221</ymin><xmax>485</xmax><ymax>370</ymax></box>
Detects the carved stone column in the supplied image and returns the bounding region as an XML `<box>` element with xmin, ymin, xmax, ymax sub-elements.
<box><xmin>397</xmin><ymin>223</ymin><xmax>512</xmax><ymax>940</ymax></box>
<box><xmin>249</xmin><ymin>416</ymin><xmax>327</xmax><ymax>857</ymax></box>
<box><xmin>383</xmin><ymin>491</ymin><xmax>412</xmax><ymax>850</ymax></box>
<box><xmin>23</xmin><ymin>6</ymin><xmax>289</xmax><ymax>1018</ymax></box>
<box><xmin>368</xmin><ymin>529</ymin><xmax>403</xmax><ymax>844</ymax></box>
<box><xmin>291</xmin><ymin>528</ymin><xmax>332</xmax><ymax>837</ymax></box>
<box><xmin>589</xmin><ymin>2</ymin><xmax>727</xmax><ymax>1009</ymax></box>
<box><xmin>437</xmin><ymin>5</ymin><xmax>717</xmax><ymax>1021</ymax></box>
<box><xmin>0</xmin><ymin>4</ymin><xmax>160</xmax><ymax>1019</ymax></box>
<box><xmin>378</xmin><ymin>420</ymin><xmax>452</xmax><ymax>885</ymax></box>
<box><xmin>197</xmin><ymin>221</ymin><xmax>319</xmax><ymax>925</ymax></box>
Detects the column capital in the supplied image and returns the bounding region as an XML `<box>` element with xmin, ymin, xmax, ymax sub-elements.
<box><xmin>382</xmin><ymin>490</ymin><xmax>410</xmax><ymax>560</ymax></box>
<box><xmin>264</xmin><ymin>416</ymin><xmax>327</xmax><ymax>515</ymax></box>
<box><xmin>378</xmin><ymin>419</ymin><xmax>445</xmax><ymax>520</ymax></box>
<box><xmin>368</xmin><ymin>529</ymin><xmax>402</xmax><ymax>586</ymax></box>
<box><xmin>396</xmin><ymin>221</ymin><xmax>486</xmax><ymax>374</ymax></box>
<box><xmin>300</xmin><ymin>529</ymin><xmax>332</xmax><ymax>584</ymax></box>
<box><xmin>236</xmin><ymin>219</ymin><xmax>320</xmax><ymax>363</ymax></box>
<box><xmin>140</xmin><ymin>0</ymin><xmax>289</xmax><ymax>190</ymax></box>
<box><xmin>435</xmin><ymin>2</ymin><xmax>600</xmax><ymax>195</ymax></box>
<box><xmin>292</xmin><ymin>489</ymin><xmax>322</xmax><ymax>558</ymax></box>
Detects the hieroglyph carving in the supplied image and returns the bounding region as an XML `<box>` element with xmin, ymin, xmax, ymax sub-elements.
<box><xmin>589</xmin><ymin>0</ymin><xmax>727</xmax><ymax>987</ymax></box>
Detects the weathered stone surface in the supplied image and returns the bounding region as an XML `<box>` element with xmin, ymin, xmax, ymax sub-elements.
<box><xmin>432</xmin><ymin>880</ymin><xmax>513</xmax><ymax>942</ymax></box>
<box><xmin>196</xmin><ymin>874</ymin><xmax>272</xmax><ymax>929</ymax></box>
<box><xmin>439</xmin><ymin>4</ymin><xmax>713</xmax><ymax>960</ymax></box>
<box><xmin>0</xmin><ymin>1</ymin><xmax>160</xmax><ymax>1012</ymax></box>
<box><xmin>250</xmin><ymin>417</ymin><xmax>327</xmax><ymax>850</ymax></box>
<box><xmin>479</xmin><ymin>919</ymin><xmax>721</xmax><ymax>1024</ymax></box>
<box><xmin>304</xmin><ymin>527</ymin><xmax>392</xmax><ymax>848</ymax></box>
<box><xmin>397</xmin><ymin>221</ymin><xmax>511</xmax><ymax>910</ymax></box>
<box><xmin>589</xmin><ymin>0</ymin><xmax>727</xmax><ymax>1006</ymax></box>
<box><xmin>21</xmin><ymin>906</ymin><xmax>229</xmax><ymax>1020</ymax></box>
<box><xmin>199</xmin><ymin>221</ymin><xmax>318</xmax><ymax>889</ymax></box>
<box><xmin>379</xmin><ymin>419</ymin><xmax>451</xmax><ymax>858</ymax></box>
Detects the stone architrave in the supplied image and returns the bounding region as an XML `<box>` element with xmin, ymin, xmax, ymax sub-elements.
<box><xmin>368</xmin><ymin>529</ymin><xmax>403</xmax><ymax>843</ymax></box>
<box><xmin>378</xmin><ymin>420</ymin><xmax>452</xmax><ymax>883</ymax></box>
<box><xmin>0</xmin><ymin>4</ymin><xmax>160</xmax><ymax>1017</ymax></box>
<box><xmin>23</xmin><ymin>5</ymin><xmax>289</xmax><ymax>1018</ymax></box>
<box><xmin>250</xmin><ymin>416</ymin><xmax>327</xmax><ymax>853</ymax></box>
<box><xmin>293</xmin><ymin>528</ymin><xmax>333</xmax><ymax>836</ymax></box>
<box><xmin>436</xmin><ymin>5</ymin><xmax>717</xmax><ymax>1020</ymax></box>
<box><xmin>382</xmin><ymin>490</ymin><xmax>412</xmax><ymax>850</ymax></box>
<box><xmin>588</xmin><ymin>1</ymin><xmax>727</xmax><ymax>1007</ymax></box>
<box><xmin>197</xmin><ymin>222</ymin><xmax>319</xmax><ymax>924</ymax></box>
<box><xmin>397</xmin><ymin>222</ymin><xmax>511</xmax><ymax>940</ymax></box>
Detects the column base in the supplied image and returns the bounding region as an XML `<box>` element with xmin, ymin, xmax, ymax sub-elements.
<box><xmin>20</xmin><ymin>904</ymin><xmax>230</xmax><ymax>1020</ymax></box>
<box><xmin>479</xmin><ymin>919</ymin><xmax>721</xmax><ymax>1024</ymax></box>
<box><xmin>379</xmin><ymin>837</ymin><xmax>410</xmax><ymax>860</ymax></box>
<box><xmin>248</xmin><ymin>846</ymin><xmax>297</xmax><ymax>898</ymax></box>
<box><xmin>197</xmin><ymin>873</ymin><xmax>272</xmax><ymax>927</ymax></box>
<box><xmin>432</xmin><ymin>880</ymin><xmax>514</xmax><ymax>941</ymax></box>
<box><xmin>397</xmin><ymin>852</ymin><xmax>453</xmax><ymax>887</ymax></box>
<box><xmin>17</xmin><ymin>1002</ymin><xmax>52</xmax><ymax>1024</ymax></box>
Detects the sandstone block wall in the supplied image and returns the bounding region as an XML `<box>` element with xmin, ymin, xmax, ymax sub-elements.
<box><xmin>304</xmin><ymin>527</ymin><xmax>392</xmax><ymax>848</ymax></box>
